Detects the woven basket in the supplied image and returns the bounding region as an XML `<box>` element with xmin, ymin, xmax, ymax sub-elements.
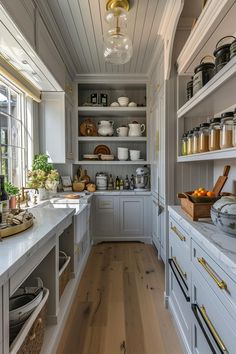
<box><xmin>59</xmin><ymin>251</ymin><xmax>71</xmax><ymax>299</ymax></box>
<box><xmin>10</xmin><ymin>289</ymin><xmax>49</xmax><ymax>354</ymax></box>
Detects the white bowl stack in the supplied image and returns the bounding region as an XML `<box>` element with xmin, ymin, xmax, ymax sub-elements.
<box><xmin>118</xmin><ymin>97</ymin><xmax>129</xmax><ymax>107</ymax></box>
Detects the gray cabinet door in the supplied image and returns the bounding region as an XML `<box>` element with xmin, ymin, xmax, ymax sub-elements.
<box><xmin>65</xmin><ymin>98</ymin><xmax>74</xmax><ymax>160</ymax></box>
<box><xmin>119</xmin><ymin>197</ymin><xmax>144</xmax><ymax>235</ymax></box>
<box><xmin>152</xmin><ymin>198</ymin><xmax>160</xmax><ymax>249</ymax></box>
<box><xmin>94</xmin><ymin>197</ymin><xmax>118</xmax><ymax>237</ymax></box>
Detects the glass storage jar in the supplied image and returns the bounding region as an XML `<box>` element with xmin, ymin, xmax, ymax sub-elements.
<box><xmin>193</xmin><ymin>57</ymin><xmax>215</xmax><ymax>96</ymax></box>
<box><xmin>199</xmin><ymin>123</ymin><xmax>209</xmax><ymax>153</ymax></box>
<box><xmin>192</xmin><ymin>127</ymin><xmax>200</xmax><ymax>154</ymax></box>
<box><xmin>181</xmin><ymin>133</ymin><xmax>188</xmax><ymax>156</ymax></box>
<box><xmin>220</xmin><ymin>112</ymin><xmax>234</xmax><ymax>149</ymax></box>
<box><xmin>187</xmin><ymin>130</ymin><xmax>194</xmax><ymax>155</ymax></box>
<box><xmin>209</xmin><ymin>117</ymin><xmax>221</xmax><ymax>151</ymax></box>
<box><xmin>233</xmin><ymin>109</ymin><xmax>236</xmax><ymax>147</ymax></box>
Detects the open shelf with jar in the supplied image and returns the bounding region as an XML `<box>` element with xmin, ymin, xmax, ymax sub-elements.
<box><xmin>76</xmin><ymin>81</ymin><xmax>149</xmax><ymax>165</ymax></box>
<box><xmin>176</xmin><ymin>0</ymin><xmax>236</xmax><ymax>163</ymax></box>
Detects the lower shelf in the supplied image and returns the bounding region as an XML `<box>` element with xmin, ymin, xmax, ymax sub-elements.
<box><xmin>177</xmin><ymin>147</ymin><xmax>236</xmax><ymax>162</ymax></box>
<box><xmin>75</xmin><ymin>160</ymin><xmax>149</xmax><ymax>165</ymax></box>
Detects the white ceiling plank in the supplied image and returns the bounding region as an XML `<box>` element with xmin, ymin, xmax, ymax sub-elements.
<box><xmin>57</xmin><ymin>0</ymin><xmax>93</xmax><ymax>72</ymax></box>
<box><xmin>129</xmin><ymin>0</ymin><xmax>149</xmax><ymax>73</ymax></box>
<box><xmin>46</xmin><ymin>0</ymin><xmax>83</xmax><ymax>73</ymax></box>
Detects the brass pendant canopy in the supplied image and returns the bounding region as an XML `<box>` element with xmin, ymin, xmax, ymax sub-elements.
<box><xmin>106</xmin><ymin>0</ymin><xmax>129</xmax><ymax>11</ymax></box>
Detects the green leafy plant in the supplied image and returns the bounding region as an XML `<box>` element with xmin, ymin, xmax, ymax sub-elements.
<box><xmin>4</xmin><ymin>181</ymin><xmax>20</xmax><ymax>196</ymax></box>
<box><xmin>32</xmin><ymin>154</ymin><xmax>53</xmax><ymax>173</ymax></box>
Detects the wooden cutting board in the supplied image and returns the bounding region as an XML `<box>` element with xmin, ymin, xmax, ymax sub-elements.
<box><xmin>212</xmin><ymin>165</ymin><xmax>230</xmax><ymax>196</ymax></box>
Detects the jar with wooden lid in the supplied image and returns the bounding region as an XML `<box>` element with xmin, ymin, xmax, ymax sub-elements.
<box><xmin>192</xmin><ymin>127</ymin><xmax>200</xmax><ymax>154</ymax></box>
<box><xmin>181</xmin><ymin>133</ymin><xmax>188</xmax><ymax>156</ymax></box>
<box><xmin>233</xmin><ymin>109</ymin><xmax>236</xmax><ymax>147</ymax></box>
<box><xmin>209</xmin><ymin>117</ymin><xmax>221</xmax><ymax>151</ymax></box>
<box><xmin>220</xmin><ymin>112</ymin><xmax>234</xmax><ymax>149</ymax></box>
<box><xmin>199</xmin><ymin>123</ymin><xmax>209</xmax><ymax>153</ymax></box>
<box><xmin>187</xmin><ymin>130</ymin><xmax>194</xmax><ymax>155</ymax></box>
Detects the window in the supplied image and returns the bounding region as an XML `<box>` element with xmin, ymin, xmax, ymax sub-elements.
<box><xmin>0</xmin><ymin>75</ymin><xmax>34</xmax><ymax>187</ymax></box>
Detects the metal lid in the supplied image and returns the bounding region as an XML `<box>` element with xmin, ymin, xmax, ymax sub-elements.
<box><xmin>194</xmin><ymin>62</ymin><xmax>215</xmax><ymax>74</ymax></box>
<box><xmin>210</xmin><ymin>117</ymin><xmax>221</xmax><ymax>124</ymax></box>
<box><xmin>182</xmin><ymin>133</ymin><xmax>187</xmax><ymax>138</ymax></box>
<box><xmin>193</xmin><ymin>126</ymin><xmax>200</xmax><ymax>131</ymax></box>
<box><xmin>221</xmin><ymin>111</ymin><xmax>234</xmax><ymax>118</ymax></box>
<box><xmin>199</xmin><ymin>123</ymin><xmax>210</xmax><ymax>128</ymax></box>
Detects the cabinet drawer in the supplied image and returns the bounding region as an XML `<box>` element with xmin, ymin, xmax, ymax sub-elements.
<box><xmin>96</xmin><ymin>197</ymin><xmax>114</xmax><ymax>209</ymax></box>
<box><xmin>169</xmin><ymin>241</ymin><xmax>191</xmax><ymax>289</ymax></box>
<box><xmin>169</xmin><ymin>217</ymin><xmax>190</xmax><ymax>248</ymax></box>
<box><xmin>192</xmin><ymin>240</ymin><xmax>236</xmax><ymax>321</ymax></box>
<box><xmin>192</xmin><ymin>267</ymin><xmax>236</xmax><ymax>354</ymax></box>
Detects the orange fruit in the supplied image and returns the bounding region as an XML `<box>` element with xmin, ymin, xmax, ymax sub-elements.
<box><xmin>197</xmin><ymin>192</ymin><xmax>202</xmax><ymax>197</ymax></box>
<box><xmin>207</xmin><ymin>191</ymin><xmax>215</xmax><ymax>197</ymax></box>
<box><xmin>200</xmin><ymin>190</ymin><xmax>207</xmax><ymax>196</ymax></box>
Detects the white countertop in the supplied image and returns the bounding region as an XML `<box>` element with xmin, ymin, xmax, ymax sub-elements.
<box><xmin>93</xmin><ymin>190</ymin><xmax>151</xmax><ymax>195</ymax></box>
<box><xmin>0</xmin><ymin>207</ymin><xmax>75</xmax><ymax>286</ymax></box>
<box><xmin>168</xmin><ymin>206</ymin><xmax>236</xmax><ymax>282</ymax></box>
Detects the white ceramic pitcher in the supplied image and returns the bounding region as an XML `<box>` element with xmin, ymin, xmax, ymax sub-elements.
<box><xmin>128</xmin><ymin>123</ymin><xmax>145</xmax><ymax>137</ymax></box>
<box><xmin>98</xmin><ymin>120</ymin><xmax>114</xmax><ymax>136</ymax></box>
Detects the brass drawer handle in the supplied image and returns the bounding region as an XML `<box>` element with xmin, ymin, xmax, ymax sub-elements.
<box><xmin>200</xmin><ymin>306</ymin><xmax>228</xmax><ymax>353</ymax></box>
<box><xmin>197</xmin><ymin>257</ymin><xmax>227</xmax><ymax>290</ymax></box>
<box><xmin>171</xmin><ymin>225</ymin><xmax>186</xmax><ymax>241</ymax></box>
<box><xmin>172</xmin><ymin>256</ymin><xmax>187</xmax><ymax>279</ymax></box>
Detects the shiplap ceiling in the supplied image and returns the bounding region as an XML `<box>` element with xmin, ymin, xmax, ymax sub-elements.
<box><xmin>43</xmin><ymin>0</ymin><xmax>166</xmax><ymax>74</ymax></box>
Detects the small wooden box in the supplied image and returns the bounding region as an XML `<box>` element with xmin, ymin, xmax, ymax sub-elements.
<box><xmin>179</xmin><ymin>197</ymin><xmax>213</xmax><ymax>221</ymax></box>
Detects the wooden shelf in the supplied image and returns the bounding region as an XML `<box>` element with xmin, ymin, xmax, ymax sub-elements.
<box><xmin>75</xmin><ymin>160</ymin><xmax>149</xmax><ymax>165</ymax></box>
<box><xmin>78</xmin><ymin>136</ymin><xmax>147</xmax><ymax>142</ymax></box>
<box><xmin>177</xmin><ymin>148</ymin><xmax>236</xmax><ymax>162</ymax></box>
<box><xmin>177</xmin><ymin>55</ymin><xmax>236</xmax><ymax>119</ymax></box>
<box><xmin>177</xmin><ymin>0</ymin><xmax>236</xmax><ymax>75</ymax></box>
<box><xmin>78</xmin><ymin>106</ymin><xmax>146</xmax><ymax>117</ymax></box>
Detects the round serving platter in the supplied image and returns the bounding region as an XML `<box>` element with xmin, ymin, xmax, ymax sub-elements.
<box><xmin>0</xmin><ymin>219</ymin><xmax>34</xmax><ymax>239</ymax></box>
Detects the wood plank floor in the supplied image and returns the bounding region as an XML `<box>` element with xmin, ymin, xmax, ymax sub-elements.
<box><xmin>56</xmin><ymin>243</ymin><xmax>183</xmax><ymax>354</ymax></box>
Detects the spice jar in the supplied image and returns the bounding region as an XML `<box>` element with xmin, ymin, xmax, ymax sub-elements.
<box><xmin>187</xmin><ymin>130</ymin><xmax>194</xmax><ymax>155</ymax></box>
<box><xmin>192</xmin><ymin>127</ymin><xmax>200</xmax><ymax>154</ymax></box>
<box><xmin>233</xmin><ymin>116</ymin><xmax>236</xmax><ymax>147</ymax></box>
<box><xmin>181</xmin><ymin>133</ymin><xmax>188</xmax><ymax>156</ymax></box>
<box><xmin>214</xmin><ymin>36</ymin><xmax>235</xmax><ymax>73</ymax></box>
<box><xmin>220</xmin><ymin>112</ymin><xmax>234</xmax><ymax>149</ymax></box>
<box><xmin>199</xmin><ymin>123</ymin><xmax>209</xmax><ymax>153</ymax></box>
<box><xmin>193</xmin><ymin>57</ymin><xmax>215</xmax><ymax>95</ymax></box>
<box><xmin>209</xmin><ymin>117</ymin><xmax>221</xmax><ymax>151</ymax></box>
<box><xmin>186</xmin><ymin>78</ymin><xmax>193</xmax><ymax>101</ymax></box>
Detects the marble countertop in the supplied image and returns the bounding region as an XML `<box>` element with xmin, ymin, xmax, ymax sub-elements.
<box><xmin>0</xmin><ymin>207</ymin><xmax>74</xmax><ymax>286</ymax></box>
<box><xmin>168</xmin><ymin>206</ymin><xmax>236</xmax><ymax>282</ymax></box>
<box><xmin>93</xmin><ymin>190</ymin><xmax>151</xmax><ymax>196</ymax></box>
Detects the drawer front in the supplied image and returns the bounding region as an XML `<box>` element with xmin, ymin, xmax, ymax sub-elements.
<box><xmin>169</xmin><ymin>217</ymin><xmax>190</xmax><ymax>249</ymax></box>
<box><xmin>192</xmin><ymin>266</ymin><xmax>236</xmax><ymax>354</ymax></box>
<box><xmin>169</xmin><ymin>259</ymin><xmax>192</xmax><ymax>351</ymax></box>
<box><xmin>169</xmin><ymin>241</ymin><xmax>191</xmax><ymax>290</ymax></box>
<box><xmin>192</xmin><ymin>239</ymin><xmax>236</xmax><ymax>321</ymax></box>
<box><xmin>96</xmin><ymin>197</ymin><xmax>114</xmax><ymax>209</ymax></box>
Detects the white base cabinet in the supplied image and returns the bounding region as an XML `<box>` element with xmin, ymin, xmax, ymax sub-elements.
<box><xmin>92</xmin><ymin>195</ymin><xmax>151</xmax><ymax>243</ymax></box>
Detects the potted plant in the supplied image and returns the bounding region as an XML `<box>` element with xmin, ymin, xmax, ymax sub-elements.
<box><xmin>4</xmin><ymin>181</ymin><xmax>20</xmax><ymax>209</ymax></box>
<box><xmin>27</xmin><ymin>154</ymin><xmax>59</xmax><ymax>200</ymax></box>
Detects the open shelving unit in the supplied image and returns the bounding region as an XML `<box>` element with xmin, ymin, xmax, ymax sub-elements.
<box><xmin>78</xmin><ymin>106</ymin><xmax>146</xmax><ymax>117</ymax></box>
<box><xmin>176</xmin><ymin>0</ymin><xmax>236</xmax><ymax>162</ymax></box>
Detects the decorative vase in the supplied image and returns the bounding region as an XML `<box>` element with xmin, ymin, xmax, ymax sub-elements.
<box><xmin>45</xmin><ymin>180</ymin><xmax>59</xmax><ymax>194</ymax></box>
<box><xmin>9</xmin><ymin>196</ymin><xmax>16</xmax><ymax>209</ymax></box>
<box><xmin>38</xmin><ymin>187</ymin><xmax>48</xmax><ymax>201</ymax></box>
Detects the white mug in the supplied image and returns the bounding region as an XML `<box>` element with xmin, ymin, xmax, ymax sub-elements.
<box><xmin>117</xmin><ymin>147</ymin><xmax>128</xmax><ymax>161</ymax></box>
<box><xmin>116</xmin><ymin>126</ymin><xmax>128</xmax><ymax>137</ymax></box>
<box><xmin>130</xmin><ymin>150</ymin><xmax>141</xmax><ymax>160</ymax></box>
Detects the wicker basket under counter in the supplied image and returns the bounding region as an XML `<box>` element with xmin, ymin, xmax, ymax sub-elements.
<box><xmin>10</xmin><ymin>288</ymin><xmax>49</xmax><ymax>354</ymax></box>
<box><xmin>59</xmin><ymin>251</ymin><xmax>71</xmax><ymax>299</ymax></box>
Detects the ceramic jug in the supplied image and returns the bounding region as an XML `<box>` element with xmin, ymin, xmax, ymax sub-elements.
<box><xmin>98</xmin><ymin>120</ymin><xmax>114</xmax><ymax>136</ymax></box>
<box><xmin>128</xmin><ymin>123</ymin><xmax>145</xmax><ymax>136</ymax></box>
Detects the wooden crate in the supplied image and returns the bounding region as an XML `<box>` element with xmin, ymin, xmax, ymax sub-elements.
<box><xmin>179</xmin><ymin>197</ymin><xmax>213</xmax><ymax>221</ymax></box>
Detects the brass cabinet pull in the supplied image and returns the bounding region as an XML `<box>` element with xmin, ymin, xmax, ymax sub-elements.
<box><xmin>197</xmin><ymin>257</ymin><xmax>227</xmax><ymax>290</ymax></box>
<box><xmin>171</xmin><ymin>225</ymin><xmax>186</xmax><ymax>241</ymax></box>
<box><xmin>172</xmin><ymin>256</ymin><xmax>187</xmax><ymax>279</ymax></box>
<box><xmin>200</xmin><ymin>306</ymin><xmax>228</xmax><ymax>353</ymax></box>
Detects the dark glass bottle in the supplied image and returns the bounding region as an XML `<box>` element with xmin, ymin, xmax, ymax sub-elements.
<box><xmin>130</xmin><ymin>175</ymin><xmax>135</xmax><ymax>190</ymax></box>
<box><xmin>124</xmin><ymin>175</ymin><xmax>130</xmax><ymax>190</ymax></box>
<box><xmin>115</xmin><ymin>176</ymin><xmax>120</xmax><ymax>190</ymax></box>
<box><xmin>0</xmin><ymin>175</ymin><xmax>8</xmax><ymax>223</ymax></box>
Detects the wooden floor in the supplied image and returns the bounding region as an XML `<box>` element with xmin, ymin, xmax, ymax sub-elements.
<box><xmin>56</xmin><ymin>243</ymin><xmax>183</xmax><ymax>354</ymax></box>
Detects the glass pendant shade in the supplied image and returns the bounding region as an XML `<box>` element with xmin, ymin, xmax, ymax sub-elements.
<box><xmin>104</xmin><ymin>31</ymin><xmax>133</xmax><ymax>65</ymax></box>
<box><xmin>104</xmin><ymin>7</ymin><xmax>128</xmax><ymax>28</ymax></box>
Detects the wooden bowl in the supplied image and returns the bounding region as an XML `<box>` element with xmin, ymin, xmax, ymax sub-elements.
<box><xmin>185</xmin><ymin>191</ymin><xmax>220</xmax><ymax>204</ymax></box>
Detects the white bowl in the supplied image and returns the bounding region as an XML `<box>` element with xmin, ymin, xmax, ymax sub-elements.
<box><xmin>110</xmin><ymin>102</ymin><xmax>119</xmax><ymax>107</ymax></box>
<box><xmin>128</xmin><ymin>102</ymin><xmax>137</xmax><ymax>107</ymax></box>
<box><xmin>118</xmin><ymin>97</ymin><xmax>129</xmax><ymax>106</ymax></box>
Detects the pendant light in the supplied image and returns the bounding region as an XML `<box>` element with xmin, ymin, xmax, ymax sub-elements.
<box><xmin>104</xmin><ymin>0</ymin><xmax>133</xmax><ymax>65</ymax></box>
